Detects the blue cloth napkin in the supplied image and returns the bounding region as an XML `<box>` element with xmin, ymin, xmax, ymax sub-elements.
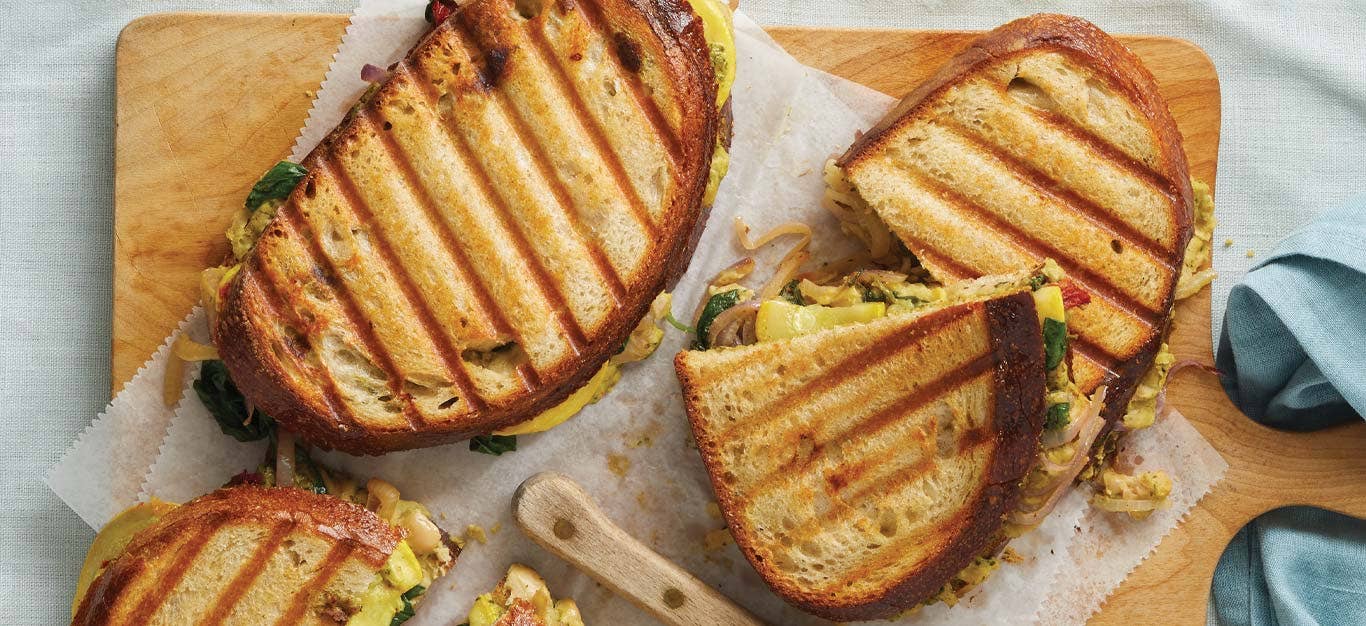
<box><xmin>1213</xmin><ymin>195</ymin><xmax>1366</xmax><ymax>625</ymax></box>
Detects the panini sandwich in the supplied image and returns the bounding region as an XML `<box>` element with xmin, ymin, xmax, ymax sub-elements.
<box><xmin>205</xmin><ymin>0</ymin><xmax>735</xmax><ymax>453</ymax></box>
<box><xmin>834</xmin><ymin>13</ymin><xmax>1197</xmax><ymax>430</ymax></box>
<box><xmin>72</xmin><ymin>481</ymin><xmax>457</xmax><ymax>625</ymax></box>
<box><xmin>676</xmin><ymin>272</ymin><xmax>1079</xmax><ymax>620</ymax></box>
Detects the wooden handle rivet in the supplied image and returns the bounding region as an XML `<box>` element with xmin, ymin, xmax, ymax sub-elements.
<box><xmin>553</xmin><ymin>517</ymin><xmax>576</xmax><ymax>540</ymax></box>
<box><xmin>662</xmin><ymin>587</ymin><xmax>686</xmax><ymax>609</ymax></box>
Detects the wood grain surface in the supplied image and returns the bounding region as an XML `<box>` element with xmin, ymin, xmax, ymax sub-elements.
<box><xmin>113</xmin><ymin>13</ymin><xmax>1366</xmax><ymax>624</ymax></box>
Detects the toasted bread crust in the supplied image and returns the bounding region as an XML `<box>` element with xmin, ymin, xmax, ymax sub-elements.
<box><xmin>675</xmin><ymin>293</ymin><xmax>1046</xmax><ymax>620</ymax></box>
<box><xmin>216</xmin><ymin>0</ymin><xmax>720</xmax><ymax>453</ymax></box>
<box><xmin>72</xmin><ymin>487</ymin><xmax>402</xmax><ymax>625</ymax></box>
<box><xmin>839</xmin><ymin>14</ymin><xmax>1192</xmax><ymax>427</ymax></box>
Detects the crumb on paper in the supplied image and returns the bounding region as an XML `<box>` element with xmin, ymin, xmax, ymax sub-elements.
<box><xmin>703</xmin><ymin>527</ymin><xmax>733</xmax><ymax>552</ymax></box>
<box><xmin>1001</xmin><ymin>546</ymin><xmax>1024</xmax><ymax>564</ymax></box>
<box><xmin>1224</xmin><ymin>238</ymin><xmax>1234</xmax><ymax>247</ymax></box>
<box><xmin>1246</xmin><ymin>249</ymin><xmax>1256</xmax><ymax>258</ymax></box>
<box><xmin>625</xmin><ymin>421</ymin><xmax>662</xmax><ymax>448</ymax></box>
<box><xmin>705</xmin><ymin>501</ymin><xmax>723</xmax><ymax>519</ymax></box>
<box><xmin>795</xmin><ymin>167</ymin><xmax>811</xmax><ymax>178</ymax></box>
<box><xmin>464</xmin><ymin>524</ymin><xmax>487</xmax><ymax>545</ymax></box>
<box><xmin>607</xmin><ymin>453</ymin><xmax>631</xmax><ymax>477</ymax></box>
<box><xmin>636</xmin><ymin>491</ymin><xmax>650</xmax><ymax>509</ymax></box>
<box><xmin>439</xmin><ymin>512</ymin><xmax>447</xmax><ymax>520</ymax></box>
<box><xmin>490</xmin><ymin>522</ymin><xmax>502</xmax><ymax>535</ymax></box>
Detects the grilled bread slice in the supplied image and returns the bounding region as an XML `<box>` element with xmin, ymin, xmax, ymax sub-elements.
<box><xmin>72</xmin><ymin>486</ymin><xmax>452</xmax><ymax>625</ymax></box>
<box><xmin>838</xmin><ymin>14</ymin><xmax>1193</xmax><ymax>426</ymax></box>
<box><xmin>215</xmin><ymin>0</ymin><xmax>723</xmax><ymax>453</ymax></box>
<box><xmin>675</xmin><ymin>289</ymin><xmax>1047</xmax><ymax>620</ymax></box>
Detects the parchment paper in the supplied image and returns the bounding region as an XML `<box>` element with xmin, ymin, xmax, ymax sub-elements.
<box><xmin>48</xmin><ymin>2</ymin><xmax>1227</xmax><ymax>624</ymax></box>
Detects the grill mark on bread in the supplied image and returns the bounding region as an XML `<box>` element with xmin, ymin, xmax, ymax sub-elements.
<box><xmin>201</xmin><ymin>521</ymin><xmax>294</xmax><ymax>625</ymax></box>
<box><xmin>322</xmin><ymin>140</ymin><xmax>487</xmax><ymax>417</ymax></box>
<box><xmin>363</xmin><ymin>96</ymin><xmax>513</xmax><ymax>335</ymax></box>
<box><xmin>363</xmin><ymin>86</ymin><xmax>542</xmax><ymax>390</ymax></box>
<box><xmin>247</xmin><ymin>262</ymin><xmax>365</xmax><ymax>434</ymax></box>
<box><xmin>276</xmin><ymin>201</ymin><xmax>426</xmax><ymax>429</ymax></box>
<box><xmin>125</xmin><ymin>514</ymin><xmax>226</xmax><ymax>624</ymax></box>
<box><xmin>937</xmin><ymin>118</ymin><xmax>1175</xmax><ymax>265</ymax></box>
<box><xmin>1021</xmin><ymin>103</ymin><xmax>1179</xmax><ymax>207</ymax></box>
<box><xmin>406</xmin><ymin>61</ymin><xmax>589</xmax><ymax>353</ymax></box>
<box><xmin>273</xmin><ymin>541</ymin><xmax>356</xmax><ymax>626</ymax></box>
<box><xmin>827</xmin><ymin>471</ymin><xmax>986</xmax><ymax>590</ymax></box>
<box><xmin>1070</xmin><ymin>335</ymin><xmax>1120</xmax><ymax>379</ymax></box>
<box><xmin>573</xmin><ymin>0</ymin><xmax>683</xmax><ymax>167</ymax></box>
<box><xmin>898</xmin><ymin>241</ymin><xmax>980</xmax><ymax>280</ymax></box>
<box><xmin>716</xmin><ymin>305</ymin><xmax>977</xmax><ymax>442</ymax></box>
<box><xmin>741</xmin><ymin>357</ymin><xmax>995</xmax><ymax>505</ymax></box>
<box><xmin>448</xmin><ymin>17</ymin><xmax>628</xmax><ymax>307</ymax></box>
<box><xmin>890</xmin><ymin>161</ymin><xmax>1159</xmax><ymax>326</ymax></box>
<box><xmin>780</xmin><ymin>430</ymin><xmax>996</xmax><ymax>568</ymax></box>
<box><xmin>509</xmin><ymin>0</ymin><xmax>660</xmax><ymax>235</ymax></box>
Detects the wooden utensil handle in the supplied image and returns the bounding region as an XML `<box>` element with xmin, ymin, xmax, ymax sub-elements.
<box><xmin>513</xmin><ymin>472</ymin><xmax>765</xmax><ymax>626</ymax></box>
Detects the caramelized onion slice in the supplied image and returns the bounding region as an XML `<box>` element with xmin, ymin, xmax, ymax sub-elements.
<box><xmin>1010</xmin><ymin>387</ymin><xmax>1108</xmax><ymax>527</ymax></box>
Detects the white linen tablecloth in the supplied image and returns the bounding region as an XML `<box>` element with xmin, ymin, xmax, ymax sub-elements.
<box><xmin>4</xmin><ymin>1</ymin><xmax>1364</xmax><ymax>623</ymax></box>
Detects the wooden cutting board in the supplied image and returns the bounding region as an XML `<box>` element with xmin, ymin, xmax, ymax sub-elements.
<box><xmin>113</xmin><ymin>13</ymin><xmax>1366</xmax><ymax>624</ymax></box>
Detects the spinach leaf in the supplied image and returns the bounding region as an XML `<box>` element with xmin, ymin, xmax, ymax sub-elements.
<box><xmin>1042</xmin><ymin>318</ymin><xmax>1067</xmax><ymax>371</ymax></box>
<box><xmin>778</xmin><ymin>280</ymin><xmax>805</xmax><ymax>305</ymax></box>
<box><xmin>1044</xmin><ymin>402</ymin><xmax>1071</xmax><ymax>430</ymax></box>
<box><xmin>470</xmin><ymin>434</ymin><xmax>517</xmax><ymax>456</ymax></box>
<box><xmin>692</xmin><ymin>289</ymin><xmax>743</xmax><ymax>350</ymax></box>
<box><xmin>857</xmin><ymin>283</ymin><xmax>887</xmax><ymax>303</ymax></box>
<box><xmin>390</xmin><ymin>585</ymin><xmax>426</xmax><ymax>625</ymax></box>
<box><xmin>245</xmin><ymin>161</ymin><xmax>308</xmax><ymax>212</ymax></box>
<box><xmin>194</xmin><ymin>360</ymin><xmax>275</xmax><ymax>442</ymax></box>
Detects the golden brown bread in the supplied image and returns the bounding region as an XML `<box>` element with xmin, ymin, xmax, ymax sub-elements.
<box><xmin>72</xmin><ymin>487</ymin><xmax>403</xmax><ymax>625</ymax></box>
<box><xmin>216</xmin><ymin>0</ymin><xmax>721</xmax><ymax>453</ymax></box>
<box><xmin>838</xmin><ymin>14</ymin><xmax>1193</xmax><ymax>427</ymax></box>
<box><xmin>675</xmin><ymin>290</ymin><xmax>1046</xmax><ymax>620</ymax></box>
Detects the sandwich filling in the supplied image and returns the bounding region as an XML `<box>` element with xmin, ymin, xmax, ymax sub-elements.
<box><xmin>466</xmin><ymin>564</ymin><xmax>585</xmax><ymax>626</ymax></box>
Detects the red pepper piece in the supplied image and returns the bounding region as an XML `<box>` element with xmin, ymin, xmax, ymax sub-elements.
<box><xmin>1060</xmin><ymin>280</ymin><xmax>1092</xmax><ymax>308</ymax></box>
<box><xmin>429</xmin><ymin>0</ymin><xmax>453</xmax><ymax>24</ymax></box>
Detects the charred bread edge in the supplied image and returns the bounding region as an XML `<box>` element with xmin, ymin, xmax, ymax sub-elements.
<box><xmin>837</xmin><ymin>13</ymin><xmax>1193</xmax><ymax>427</ymax></box>
<box><xmin>217</xmin><ymin>0</ymin><xmax>720</xmax><ymax>454</ymax></box>
<box><xmin>72</xmin><ymin>486</ymin><xmax>403</xmax><ymax>624</ymax></box>
<box><xmin>675</xmin><ymin>293</ymin><xmax>1046</xmax><ymax>620</ymax></box>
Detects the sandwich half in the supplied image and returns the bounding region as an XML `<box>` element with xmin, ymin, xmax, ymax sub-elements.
<box><xmin>71</xmin><ymin>482</ymin><xmax>457</xmax><ymax>626</ymax></box>
<box><xmin>676</xmin><ymin>274</ymin><xmax>1070</xmax><ymax>620</ymax></box>
<box><xmin>206</xmin><ymin>0</ymin><xmax>734</xmax><ymax>453</ymax></box>
<box><xmin>835</xmin><ymin>13</ymin><xmax>1194</xmax><ymax>428</ymax></box>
